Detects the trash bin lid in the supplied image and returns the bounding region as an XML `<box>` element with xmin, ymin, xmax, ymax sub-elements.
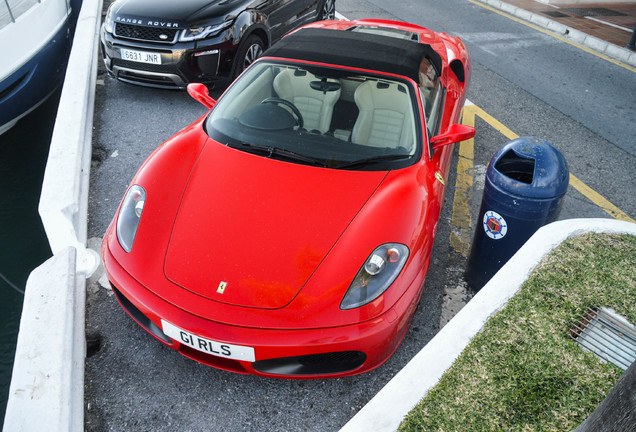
<box><xmin>487</xmin><ymin>137</ymin><xmax>569</xmax><ymax>199</ymax></box>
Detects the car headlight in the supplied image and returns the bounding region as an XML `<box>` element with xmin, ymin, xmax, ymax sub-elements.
<box><xmin>104</xmin><ymin>5</ymin><xmax>114</xmax><ymax>34</ymax></box>
<box><xmin>179</xmin><ymin>21</ymin><xmax>232</xmax><ymax>42</ymax></box>
<box><xmin>340</xmin><ymin>243</ymin><xmax>409</xmax><ymax>310</ymax></box>
<box><xmin>116</xmin><ymin>185</ymin><xmax>146</xmax><ymax>253</ymax></box>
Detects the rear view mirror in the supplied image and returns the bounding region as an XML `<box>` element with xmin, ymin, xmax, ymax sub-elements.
<box><xmin>187</xmin><ymin>83</ymin><xmax>216</xmax><ymax>109</ymax></box>
<box><xmin>430</xmin><ymin>124</ymin><xmax>475</xmax><ymax>149</ymax></box>
<box><xmin>310</xmin><ymin>80</ymin><xmax>341</xmax><ymax>93</ymax></box>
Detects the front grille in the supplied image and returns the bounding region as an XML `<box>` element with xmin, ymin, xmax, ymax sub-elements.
<box><xmin>117</xmin><ymin>70</ymin><xmax>182</xmax><ymax>88</ymax></box>
<box><xmin>179</xmin><ymin>345</ymin><xmax>250</xmax><ymax>374</ymax></box>
<box><xmin>115</xmin><ymin>23</ymin><xmax>179</xmax><ymax>43</ymax></box>
<box><xmin>111</xmin><ymin>285</ymin><xmax>172</xmax><ymax>344</ymax></box>
<box><xmin>253</xmin><ymin>351</ymin><xmax>367</xmax><ymax>375</ymax></box>
<box><xmin>113</xmin><ymin>58</ymin><xmax>175</xmax><ymax>73</ymax></box>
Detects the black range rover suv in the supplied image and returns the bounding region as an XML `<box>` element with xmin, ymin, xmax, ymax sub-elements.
<box><xmin>100</xmin><ymin>0</ymin><xmax>336</xmax><ymax>89</ymax></box>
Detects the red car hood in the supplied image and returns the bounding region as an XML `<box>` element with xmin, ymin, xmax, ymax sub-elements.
<box><xmin>164</xmin><ymin>143</ymin><xmax>387</xmax><ymax>309</ymax></box>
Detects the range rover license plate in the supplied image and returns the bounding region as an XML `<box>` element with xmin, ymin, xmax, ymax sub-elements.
<box><xmin>161</xmin><ymin>320</ymin><xmax>255</xmax><ymax>362</ymax></box>
<box><xmin>121</xmin><ymin>48</ymin><xmax>162</xmax><ymax>65</ymax></box>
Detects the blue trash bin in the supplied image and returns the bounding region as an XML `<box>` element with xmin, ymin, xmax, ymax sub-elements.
<box><xmin>465</xmin><ymin>137</ymin><xmax>569</xmax><ymax>291</ymax></box>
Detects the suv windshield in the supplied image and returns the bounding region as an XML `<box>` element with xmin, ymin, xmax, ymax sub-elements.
<box><xmin>205</xmin><ymin>60</ymin><xmax>422</xmax><ymax>171</ymax></box>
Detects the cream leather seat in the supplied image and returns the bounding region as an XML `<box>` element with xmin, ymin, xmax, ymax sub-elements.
<box><xmin>351</xmin><ymin>81</ymin><xmax>414</xmax><ymax>151</ymax></box>
<box><xmin>273</xmin><ymin>69</ymin><xmax>340</xmax><ymax>133</ymax></box>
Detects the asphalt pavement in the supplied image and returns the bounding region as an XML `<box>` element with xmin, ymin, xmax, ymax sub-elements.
<box><xmin>84</xmin><ymin>1</ymin><xmax>636</xmax><ymax>431</ymax></box>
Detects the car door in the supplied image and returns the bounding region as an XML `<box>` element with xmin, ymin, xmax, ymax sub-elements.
<box><xmin>262</xmin><ymin>0</ymin><xmax>292</xmax><ymax>41</ymax></box>
<box><xmin>265</xmin><ymin>0</ymin><xmax>316</xmax><ymax>42</ymax></box>
<box><xmin>287</xmin><ymin>0</ymin><xmax>320</xmax><ymax>26</ymax></box>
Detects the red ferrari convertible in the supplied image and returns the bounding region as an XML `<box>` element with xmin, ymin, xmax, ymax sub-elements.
<box><xmin>102</xmin><ymin>19</ymin><xmax>475</xmax><ymax>378</ymax></box>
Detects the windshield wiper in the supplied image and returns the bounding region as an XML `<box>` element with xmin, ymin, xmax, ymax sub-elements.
<box><xmin>337</xmin><ymin>154</ymin><xmax>412</xmax><ymax>169</ymax></box>
<box><xmin>230</xmin><ymin>142</ymin><xmax>327</xmax><ymax>167</ymax></box>
<box><xmin>227</xmin><ymin>141</ymin><xmax>270</xmax><ymax>154</ymax></box>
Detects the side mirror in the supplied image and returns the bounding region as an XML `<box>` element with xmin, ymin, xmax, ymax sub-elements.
<box><xmin>430</xmin><ymin>124</ymin><xmax>475</xmax><ymax>149</ymax></box>
<box><xmin>187</xmin><ymin>83</ymin><xmax>216</xmax><ymax>109</ymax></box>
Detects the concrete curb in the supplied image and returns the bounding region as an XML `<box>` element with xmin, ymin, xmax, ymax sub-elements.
<box><xmin>3</xmin><ymin>0</ymin><xmax>102</xmax><ymax>431</ymax></box>
<box><xmin>3</xmin><ymin>248</ymin><xmax>85</xmax><ymax>432</ymax></box>
<box><xmin>476</xmin><ymin>0</ymin><xmax>636</xmax><ymax>67</ymax></box>
<box><xmin>340</xmin><ymin>218</ymin><xmax>636</xmax><ymax>432</ymax></box>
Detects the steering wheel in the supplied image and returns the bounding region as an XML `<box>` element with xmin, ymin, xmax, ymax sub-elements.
<box><xmin>261</xmin><ymin>97</ymin><xmax>304</xmax><ymax>129</ymax></box>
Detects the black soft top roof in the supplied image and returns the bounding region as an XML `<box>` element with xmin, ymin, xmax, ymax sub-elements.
<box><xmin>263</xmin><ymin>27</ymin><xmax>443</xmax><ymax>83</ymax></box>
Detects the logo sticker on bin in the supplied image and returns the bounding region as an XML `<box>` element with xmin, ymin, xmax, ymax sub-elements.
<box><xmin>483</xmin><ymin>210</ymin><xmax>507</xmax><ymax>240</ymax></box>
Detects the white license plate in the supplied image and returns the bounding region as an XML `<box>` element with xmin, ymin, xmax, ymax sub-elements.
<box><xmin>121</xmin><ymin>48</ymin><xmax>162</xmax><ymax>64</ymax></box>
<box><xmin>161</xmin><ymin>320</ymin><xmax>255</xmax><ymax>362</ymax></box>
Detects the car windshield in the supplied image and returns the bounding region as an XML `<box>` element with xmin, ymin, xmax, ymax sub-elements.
<box><xmin>205</xmin><ymin>60</ymin><xmax>423</xmax><ymax>171</ymax></box>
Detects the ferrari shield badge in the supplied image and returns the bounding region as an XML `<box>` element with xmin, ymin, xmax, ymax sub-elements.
<box><xmin>483</xmin><ymin>210</ymin><xmax>507</xmax><ymax>240</ymax></box>
<box><xmin>217</xmin><ymin>281</ymin><xmax>227</xmax><ymax>294</ymax></box>
<box><xmin>435</xmin><ymin>171</ymin><xmax>445</xmax><ymax>185</ymax></box>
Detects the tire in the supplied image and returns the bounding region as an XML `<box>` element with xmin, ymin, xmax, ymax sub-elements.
<box><xmin>318</xmin><ymin>0</ymin><xmax>336</xmax><ymax>20</ymax></box>
<box><xmin>232</xmin><ymin>34</ymin><xmax>265</xmax><ymax>80</ymax></box>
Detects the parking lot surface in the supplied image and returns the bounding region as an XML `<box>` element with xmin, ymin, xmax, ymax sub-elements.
<box><xmin>84</xmin><ymin>1</ymin><xmax>635</xmax><ymax>430</ymax></box>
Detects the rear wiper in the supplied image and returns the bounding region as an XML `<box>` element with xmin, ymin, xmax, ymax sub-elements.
<box><xmin>337</xmin><ymin>154</ymin><xmax>412</xmax><ymax>169</ymax></box>
<box><xmin>230</xmin><ymin>142</ymin><xmax>327</xmax><ymax>167</ymax></box>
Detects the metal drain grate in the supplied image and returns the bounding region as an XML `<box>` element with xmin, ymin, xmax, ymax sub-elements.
<box><xmin>541</xmin><ymin>10</ymin><xmax>570</xmax><ymax>18</ymax></box>
<box><xmin>562</xmin><ymin>8</ymin><xmax>627</xmax><ymax>17</ymax></box>
<box><xmin>570</xmin><ymin>307</ymin><xmax>636</xmax><ymax>370</ymax></box>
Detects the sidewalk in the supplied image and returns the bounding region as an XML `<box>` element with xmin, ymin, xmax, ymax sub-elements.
<box><xmin>477</xmin><ymin>0</ymin><xmax>636</xmax><ymax>66</ymax></box>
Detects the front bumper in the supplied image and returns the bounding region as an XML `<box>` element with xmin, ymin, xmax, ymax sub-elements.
<box><xmin>100</xmin><ymin>26</ymin><xmax>237</xmax><ymax>89</ymax></box>
<box><xmin>102</xmin><ymin>240</ymin><xmax>414</xmax><ymax>379</ymax></box>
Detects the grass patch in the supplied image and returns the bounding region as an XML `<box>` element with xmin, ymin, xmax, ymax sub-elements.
<box><xmin>400</xmin><ymin>233</ymin><xmax>636</xmax><ymax>432</ymax></box>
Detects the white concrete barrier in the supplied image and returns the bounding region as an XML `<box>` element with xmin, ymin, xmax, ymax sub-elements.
<box><xmin>4</xmin><ymin>0</ymin><xmax>103</xmax><ymax>430</ymax></box>
<box><xmin>38</xmin><ymin>0</ymin><xmax>102</xmax><ymax>276</ymax></box>
<box><xmin>3</xmin><ymin>248</ymin><xmax>85</xmax><ymax>432</ymax></box>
